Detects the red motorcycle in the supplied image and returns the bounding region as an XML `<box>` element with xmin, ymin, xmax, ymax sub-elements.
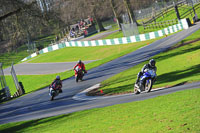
<box><xmin>74</xmin><ymin>66</ymin><xmax>86</xmax><ymax>82</ymax></box>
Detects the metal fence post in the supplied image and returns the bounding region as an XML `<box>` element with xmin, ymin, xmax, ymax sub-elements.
<box><xmin>10</xmin><ymin>63</ymin><xmax>24</xmax><ymax>95</ymax></box>
<box><xmin>0</xmin><ymin>63</ymin><xmax>11</xmax><ymax>99</ymax></box>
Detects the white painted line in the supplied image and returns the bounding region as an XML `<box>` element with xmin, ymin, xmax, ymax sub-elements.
<box><xmin>98</xmin><ymin>40</ymin><xmax>104</xmax><ymax>46</ymax></box>
<box><xmin>43</xmin><ymin>48</ymin><xmax>48</xmax><ymax>53</ymax></box>
<box><xmin>140</xmin><ymin>34</ymin><xmax>146</xmax><ymax>41</ymax></box>
<box><xmin>158</xmin><ymin>30</ymin><xmax>163</xmax><ymax>36</ymax></box>
<box><xmin>114</xmin><ymin>38</ymin><xmax>120</xmax><ymax>44</ymax></box>
<box><xmin>84</xmin><ymin>41</ymin><xmax>89</xmax><ymax>47</ymax></box>
<box><xmin>71</xmin><ymin>41</ymin><xmax>76</xmax><ymax>46</ymax></box>
<box><xmin>31</xmin><ymin>53</ymin><xmax>37</xmax><ymax>58</ymax></box>
<box><xmin>77</xmin><ymin>41</ymin><xmax>82</xmax><ymax>47</ymax></box>
<box><xmin>149</xmin><ymin>32</ymin><xmax>156</xmax><ymax>39</ymax></box>
<box><xmin>130</xmin><ymin>36</ymin><xmax>136</xmax><ymax>42</ymax></box>
<box><xmin>91</xmin><ymin>40</ymin><xmax>96</xmax><ymax>46</ymax></box>
<box><xmin>73</xmin><ymin>83</ymin><xmax>166</xmax><ymax>101</ymax></box>
<box><xmin>65</xmin><ymin>42</ymin><xmax>70</xmax><ymax>47</ymax></box>
<box><xmin>106</xmin><ymin>39</ymin><xmax>112</xmax><ymax>45</ymax></box>
<box><xmin>122</xmin><ymin>37</ymin><xmax>128</xmax><ymax>44</ymax></box>
<box><xmin>52</xmin><ymin>44</ymin><xmax>59</xmax><ymax>50</ymax></box>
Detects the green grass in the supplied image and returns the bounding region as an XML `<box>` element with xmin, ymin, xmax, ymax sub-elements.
<box><xmin>28</xmin><ymin>37</ymin><xmax>160</xmax><ymax>63</ymax></box>
<box><xmin>104</xmin><ymin>3</ymin><xmax>200</xmax><ymax>39</ymax></box>
<box><xmin>0</xmin><ymin>51</ymin><xmax>29</xmax><ymax>69</ymax></box>
<box><xmin>0</xmin><ymin>88</ymin><xmax>199</xmax><ymax>133</ymax></box>
<box><xmin>6</xmin><ymin>37</ymin><xmax>164</xmax><ymax>95</ymax></box>
<box><xmin>34</xmin><ymin>34</ymin><xmax>56</xmax><ymax>48</ymax></box>
<box><xmin>5</xmin><ymin>71</ymin><xmax>73</xmax><ymax>96</ymax></box>
<box><xmin>99</xmin><ymin>29</ymin><xmax>200</xmax><ymax>95</ymax></box>
<box><xmin>0</xmin><ymin>35</ymin><xmax>57</xmax><ymax>69</ymax></box>
<box><xmin>156</xmin><ymin>3</ymin><xmax>200</xmax><ymax>22</ymax></box>
<box><xmin>103</xmin><ymin>30</ymin><xmax>123</xmax><ymax>39</ymax></box>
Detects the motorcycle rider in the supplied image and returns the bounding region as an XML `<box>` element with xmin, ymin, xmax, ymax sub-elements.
<box><xmin>50</xmin><ymin>75</ymin><xmax>63</xmax><ymax>93</ymax></box>
<box><xmin>73</xmin><ymin>60</ymin><xmax>87</xmax><ymax>77</ymax></box>
<box><xmin>135</xmin><ymin>59</ymin><xmax>157</xmax><ymax>87</ymax></box>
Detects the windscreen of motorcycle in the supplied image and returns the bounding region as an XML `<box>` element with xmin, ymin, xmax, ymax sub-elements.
<box><xmin>148</xmin><ymin>70</ymin><xmax>156</xmax><ymax>77</ymax></box>
<box><xmin>75</xmin><ymin>66</ymin><xmax>81</xmax><ymax>71</ymax></box>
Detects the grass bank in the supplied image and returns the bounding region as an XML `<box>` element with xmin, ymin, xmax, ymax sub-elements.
<box><xmin>0</xmin><ymin>88</ymin><xmax>199</xmax><ymax>132</ymax></box>
<box><xmin>6</xmin><ymin>37</ymin><xmax>163</xmax><ymax>96</ymax></box>
<box><xmin>104</xmin><ymin>3</ymin><xmax>200</xmax><ymax>39</ymax></box>
<box><xmin>97</xmin><ymin>29</ymin><xmax>200</xmax><ymax>95</ymax></box>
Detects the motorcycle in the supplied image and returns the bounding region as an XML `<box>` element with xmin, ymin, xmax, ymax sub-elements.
<box><xmin>134</xmin><ymin>69</ymin><xmax>156</xmax><ymax>94</ymax></box>
<box><xmin>49</xmin><ymin>86</ymin><xmax>62</xmax><ymax>101</ymax></box>
<box><xmin>49</xmin><ymin>88</ymin><xmax>59</xmax><ymax>101</ymax></box>
<box><xmin>75</xmin><ymin>66</ymin><xmax>86</xmax><ymax>82</ymax></box>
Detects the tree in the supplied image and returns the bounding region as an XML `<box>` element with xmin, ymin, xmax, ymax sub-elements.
<box><xmin>88</xmin><ymin>0</ymin><xmax>106</xmax><ymax>31</ymax></box>
<box><xmin>0</xmin><ymin>0</ymin><xmax>65</xmax><ymax>53</ymax></box>
<box><xmin>123</xmin><ymin>0</ymin><xmax>139</xmax><ymax>25</ymax></box>
<box><xmin>110</xmin><ymin>0</ymin><xmax>123</xmax><ymax>30</ymax></box>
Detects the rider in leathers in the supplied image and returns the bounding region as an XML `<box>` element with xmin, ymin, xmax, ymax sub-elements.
<box><xmin>50</xmin><ymin>75</ymin><xmax>63</xmax><ymax>93</ymax></box>
<box><xmin>73</xmin><ymin>60</ymin><xmax>87</xmax><ymax>77</ymax></box>
<box><xmin>135</xmin><ymin>59</ymin><xmax>157</xmax><ymax>86</ymax></box>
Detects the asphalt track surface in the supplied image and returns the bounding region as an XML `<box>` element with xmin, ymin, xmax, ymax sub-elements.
<box><xmin>3</xmin><ymin>60</ymin><xmax>96</xmax><ymax>75</ymax></box>
<box><xmin>0</xmin><ymin>23</ymin><xmax>200</xmax><ymax>124</ymax></box>
<box><xmin>3</xmin><ymin>30</ymin><xmax>118</xmax><ymax>75</ymax></box>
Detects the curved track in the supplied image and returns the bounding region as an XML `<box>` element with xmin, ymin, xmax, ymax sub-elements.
<box><xmin>0</xmin><ymin>23</ymin><xmax>200</xmax><ymax>124</ymax></box>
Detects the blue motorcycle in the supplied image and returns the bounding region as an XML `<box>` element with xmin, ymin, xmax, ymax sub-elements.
<box><xmin>134</xmin><ymin>69</ymin><xmax>156</xmax><ymax>94</ymax></box>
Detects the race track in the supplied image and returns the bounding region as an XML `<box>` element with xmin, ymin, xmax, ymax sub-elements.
<box><xmin>0</xmin><ymin>22</ymin><xmax>200</xmax><ymax>124</ymax></box>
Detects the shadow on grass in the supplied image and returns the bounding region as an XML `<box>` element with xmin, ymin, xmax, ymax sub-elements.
<box><xmin>104</xmin><ymin>84</ymin><xmax>133</xmax><ymax>94</ymax></box>
<box><xmin>155</xmin><ymin>43</ymin><xmax>200</xmax><ymax>61</ymax></box>
<box><xmin>156</xmin><ymin>64</ymin><xmax>200</xmax><ymax>85</ymax></box>
<box><xmin>102</xmin><ymin>63</ymin><xmax>200</xmax><ymax>95</ymax></box>
<box><xmin>102</xmin><ymin>74</ymin><xmax>135</xmax><ymax>88</ymax></box>
<box><xmin>0</xmin><ymin>114</ymin><xmax>70</xmax><ymax>133</ymax></box>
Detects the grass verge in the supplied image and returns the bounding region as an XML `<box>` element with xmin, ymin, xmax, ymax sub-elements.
<box><xmin>104</xmin><ymin>3</ymin><xmax>200</xmax><ymax>39</ymax></box>
<box><xmin>6</xmin><ymin>37</ymin><xmax>164</xmax><ymax>96</ymax></box>
<box><xmin>97</xmin><ymin>29</ymin><xmax>200</xmax><ymax>95</ymax></box>
<box><xmin>0</xmin><ymin>88</ymin><xmax>199</xmax><ymax>132</ymax></box>
<box><xmin>0</xmin><ymin>50</ymin><xmax>29</xmax><ymax>69</ymax></box>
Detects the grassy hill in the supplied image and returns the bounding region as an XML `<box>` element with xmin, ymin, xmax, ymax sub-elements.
<box><xmin>6</xmin><ymin>37</ymin><xmax>162</xmax><ymax>96</ymax></box>
<box><xmin>0</xmin><ymin>88</ymin><xmax>199</xmax><ymax>133</ymax></box>
<box><xmin>104</xmin><ymin>3</ymin><xmax>200</xmax><ymax>39</ymax></box>
<box><xmin>97</xmin><ymin>29</ymin><xmax>200</xmax><ymax>95</ymax></box>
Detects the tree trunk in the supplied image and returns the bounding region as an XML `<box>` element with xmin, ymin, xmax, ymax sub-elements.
<box><xmin>93</xmin><ymin>8</ymin><xmax>105</xmax><ymax>32</ymax></box>
<box><xmin>0</xmin><ymin>21</ymin><xmax>3</xmax><ymax>41</ymax></box>
<box><xmin>123</xmin><ymin>0</ymin><xmax>139</xmax><ymax>26</ymax></box>
<box><xmin>110</xmin><ymin>0</ymin><xmax>122</xmax><ymax>30</ymax></box>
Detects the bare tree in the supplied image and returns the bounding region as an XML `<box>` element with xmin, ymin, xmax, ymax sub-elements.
<box><xmin>123</xmin><ymin>0</ymin><xmax>139</xmax><ymax>25</ymax></box>
<box><xmin>110</xmin><ymin>0</ymin><xmax>123</xmax><ymax>30</ymax></box>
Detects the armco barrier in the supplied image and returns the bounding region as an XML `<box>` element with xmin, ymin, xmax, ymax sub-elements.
<box><xmin>21</xmin><ymin>19</ymin><xmax>189</xmax><ymax>62</ymax></box>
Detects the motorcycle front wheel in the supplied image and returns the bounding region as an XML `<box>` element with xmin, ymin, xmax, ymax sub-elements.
<box><xmin>144</xmin><ymin>79</ymin><xmax>153</xmax><ymax>92</ymax></box>
<box><xmin>50</xmin><ymin>91</ymin><xmax>55</xmax><ymax>101</ymax></box>
<box><xmin>134</xmin><ymin>84</ymin><xmax>140</xmax><ymax>94</ymax></box>
<box><xmin>76</xmin><ymin>77</ymin><xmax>78</xmax><ymax>82</ymax></box>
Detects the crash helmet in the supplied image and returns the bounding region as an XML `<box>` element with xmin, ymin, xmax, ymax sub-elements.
<box><xmin>78</xmin><ymin>60</ymin><xmax>82</xmax><ymax>64</ymax></box>
<box><xmin>56</xmin><ymin>75</ymin><xmax>60</xmax><ymax>80</ymax></box>
<box><xmin>149</xmin><ymin>59</ymin><xmax>156</xmax><ymax>67</ymax></box>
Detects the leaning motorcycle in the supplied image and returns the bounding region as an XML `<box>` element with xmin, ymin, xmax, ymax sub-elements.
<box><xmin>49</xmin><ymin>87</ymin><xmax>61</xmax><ymax>101</ymax></box>
<box><xmin>75</xmin><ymin>66</ymin><xmax>85</xmax><ymax>82</ymax></box>
<box><xmin>134</xmin><ymin>69</ymin><xmax>156</xmax><ymax>94</ymax></box>
<box><xmin>49</xmin><ymin>88</ymin><xmax>59</xmax><ymax>101</ymax></box>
